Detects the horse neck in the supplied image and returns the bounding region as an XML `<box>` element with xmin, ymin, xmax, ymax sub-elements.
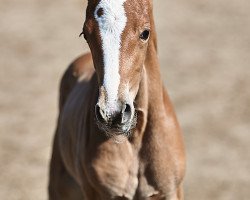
<box><xmin>134</xmin><ymin>11</ymin><xmax>166</xmax><ymax>136</ymax></box>
<box><xmin>143</xmin><ymin>12</ymin><xmax>164</xmax><ymax>113</ymax></box>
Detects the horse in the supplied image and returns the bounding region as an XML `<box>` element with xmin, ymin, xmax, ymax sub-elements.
<box><xmin>48</xmin><ymin>0</ymin><xmax>186</xmax><ymax>199</ymax></box>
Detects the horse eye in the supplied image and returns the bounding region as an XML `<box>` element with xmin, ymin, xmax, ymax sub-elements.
<box><xmin>139</xmin><ymin>29</ymin><xmax>150</xmax><ymax>41</ymax></box>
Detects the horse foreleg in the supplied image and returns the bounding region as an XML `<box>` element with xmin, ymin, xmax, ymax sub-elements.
<box><xmin>48</xmin><ymin>128</ymin><xmax>83</xmax><ymax>200</ymax></box>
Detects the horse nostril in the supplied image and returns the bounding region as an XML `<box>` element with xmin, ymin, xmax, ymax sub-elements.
<box><xmin>124</xmin><ymin>104</ymin><xmax>131</xmax><ymax>113</ymax></box>
<box><xmin>95</xmin><ymin>104</ymin><xmax>107</xmax><ymax>123</ymax></box>
<box><xmin>122</xmin><ymin>104</ymin><xmax>132</xmax><ymax>124</ymax></box>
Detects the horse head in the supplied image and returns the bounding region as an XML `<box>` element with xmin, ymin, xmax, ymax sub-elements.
<box><xmin>82</xmin><ymin>0</ymin><xmax>152</xmax><ymax>135</ymax></box>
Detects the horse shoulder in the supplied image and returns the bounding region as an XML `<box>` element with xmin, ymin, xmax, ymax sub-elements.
<box><xmin>137</xmin><ymin>86</ymin><xmax>185</xmax><ymax>198</ymax></box>
<box><xmin>162</xmin><ymin>86</ymin><xmax>186</xmax><ymax>196</ymax></box>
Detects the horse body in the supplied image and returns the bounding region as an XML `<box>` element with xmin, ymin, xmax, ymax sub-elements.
<box><xmin>49</xmin><ymin>0</ymin><xmax>185</xmax><ymax>199</ymax></box>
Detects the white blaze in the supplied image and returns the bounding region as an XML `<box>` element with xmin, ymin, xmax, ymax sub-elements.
<box><xmin>94</xmin><ymin>0</ymin><xmax>127</xmax><ymax>107</ymax></box>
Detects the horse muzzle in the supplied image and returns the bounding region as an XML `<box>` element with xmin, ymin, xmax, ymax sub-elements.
<box><xmin>95</xmin><ymin>101</ymin><xmax>135</xmax><ymax>134</ymax></box>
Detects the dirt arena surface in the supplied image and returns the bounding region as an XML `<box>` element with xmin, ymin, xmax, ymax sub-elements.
<box><xmin>0</xmin><ymin>0</ymin><xmax>249</xmax><ymax>199</ymax></box>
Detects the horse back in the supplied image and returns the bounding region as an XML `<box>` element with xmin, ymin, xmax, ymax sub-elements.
<box><xmin>59</xmin><ymin>53</ymin><xmax>95</xmax><ymax>111</ymax></box>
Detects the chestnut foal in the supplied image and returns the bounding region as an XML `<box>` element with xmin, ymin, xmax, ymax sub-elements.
<box><xmin>49</xmin><ymin>0</ymin><xmax>185</xmax><ymax>199</ymax></box>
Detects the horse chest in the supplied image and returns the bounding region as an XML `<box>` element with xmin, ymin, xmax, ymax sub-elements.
<box><xmin>82</xmin><ymin>139</ymin><xmax>137</xmax><ymax>199</ymax></box>
<box><xmin>84</xmin><ymin>143</ymin><xmax>174</xmax><ymax>199</ymax></box>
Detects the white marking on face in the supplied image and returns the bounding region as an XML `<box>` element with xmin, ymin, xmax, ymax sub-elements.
<box><xmin>94</xmin><ymin>0</ymin><xmax>127</xmax><ymax>109</ymax></box>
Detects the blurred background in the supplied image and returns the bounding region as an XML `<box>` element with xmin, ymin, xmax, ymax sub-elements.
<box><xmin>0</xmin><ymin>0</ymin><xmax>249</xmax><ymax>199</ymax></box>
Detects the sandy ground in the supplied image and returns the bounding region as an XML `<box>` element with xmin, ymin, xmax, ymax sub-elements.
<box><xmin>0</xmin><ymin>0</ymin><xmax>249</xmax><ymax>199</ymax></box>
